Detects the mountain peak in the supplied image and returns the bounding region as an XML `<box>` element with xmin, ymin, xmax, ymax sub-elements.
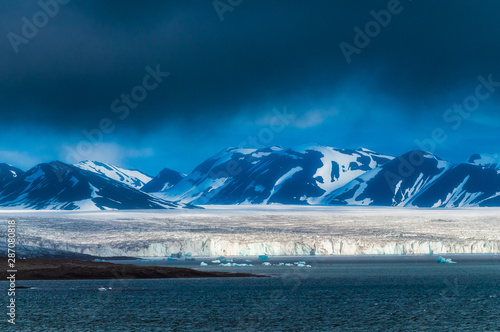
<box><xmin>142</xmin><ymin>168</ymin><xmax>186</xmax><ymax>193</ymax></box>
<box><xmin>48</xmin><ymin>160</ymin><xmax>69</xmax><ymax>169</ymax></box>
<box><xmin>0</xmin><ymin>163</ymin><xmax>24</xmax><ymax>187</ymax></box>
<box><xmin>291</xmin><ymin>143</ymin><xmax>335</xmax><ymax>154</ymax></box>
<box><xmin>468</xmin><ymin>153</ymin><xmax>500</xmax><ymax>169</ymax></box>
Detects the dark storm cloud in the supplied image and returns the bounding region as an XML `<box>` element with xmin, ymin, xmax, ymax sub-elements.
<box><xmin>1</xmin><ymin>0</ymin><xmax>500</xmax><ymax>132</ymax></box>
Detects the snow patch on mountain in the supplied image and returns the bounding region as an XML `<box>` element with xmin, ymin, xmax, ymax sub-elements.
<box><xmin>263</xmin><ymin>166</ymin><xmax>302</xmax><ymax>204</ymax></box>
<box><xmin>75</xmin><ymin>160</ymin><xmax>152</xmax><ymax>189</ymax></box>
<box><xmin>468</xmin><ymin>153</ymin><xmax>500</xmax><ymax>169</ymax></box>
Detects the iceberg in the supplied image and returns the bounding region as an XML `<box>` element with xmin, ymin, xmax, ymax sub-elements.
<box><xmin>232</xmin><ymin>263</ymin><xmax>249</xmax><ymax>267</ymax></box>
<box><xmin>211</xmin><ymin>259</ymin><xmax>221</xmax><ymax>263</ymax></box>
<box><xmin>200</xmin><ymin>262</ymin><xmax>208</xmax><ymax>266</ymax></box>
<box><xmin>262</xmin><ymin>262</ymin><xmax>271</xmax><ymax>266</ymax></box>
<box><xmin>436</xmin><ymin>256</ymin><xmax>456</xmax><ymax>264</ymax></box>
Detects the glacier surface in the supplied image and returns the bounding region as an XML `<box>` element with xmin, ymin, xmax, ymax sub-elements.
<box><xmin>0</xmin><ymin>206</ymin><xmax>499</xmax><ymax>257</ymax></box>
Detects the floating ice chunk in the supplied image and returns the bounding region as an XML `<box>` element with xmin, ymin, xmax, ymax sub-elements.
<box><xmin>305</xmin><ymin>265</ymin><xmax>312</xmax><ymax>268</ymax></box>
<box><xmin>277</xmin><ymin>263</ymin><xmax>284</xmax><ymax>266</ymax></box>
<box><xmin>200</xmin><ymin>262</ymin><xmax>208</xmax><ymax>266</ymax></box>
<box><xmin>285</xmin><ymin>263</ymin><xmax>293</xmax><ymax>267</ymax></box>
<box><xmin>98</xmin><ymin>287</ymin><xmax>107</xmax><ymax>291</ymax></box>
<box><xmin>297</xmin><ymin>264</ymin><xmax>305</xmax><ymax>267</ymax></box>
<box><xmin>212</xmin><ymin>259</ymin><xmax>221</xmax><ymax>263</ymax></box>
<box><xmin>262</xmin><ymin>262</ymin><xmax>271</xmax><ymax>266</ymax></box>
<box><xmin>219</xmin><ymin>263</ymin><xmax>232</xmax><ymax>267</ymax></box>
<box><xmin>437</xmin><ymin>256</ymin><xmax>456</xmax><ymax>264</ymax></box>
<box><xmin>232</xmin><ymin>263</ymin><xmax>249</xmax><ymax>267</ymax></box>
<box><xmin>245</xmin><ymin>260</ymin><xmax>252</xmax><ymax>263</ymax></box>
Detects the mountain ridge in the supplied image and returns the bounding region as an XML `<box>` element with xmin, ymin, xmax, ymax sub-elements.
<box><xmin>1</xmin><ymin>145</ymin><xmax>499</xmax><ymax>209</ymax></box>
<box><xmin>0</xmin><ymin>161</ymin><xmax>192</xmax><ymax>211</ymax></box>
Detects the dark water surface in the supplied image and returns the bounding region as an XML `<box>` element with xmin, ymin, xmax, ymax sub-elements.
<box><xmin>2</xmin><ymin>257</ymin><xmax>500</xmax><ymax>331</ymax></box>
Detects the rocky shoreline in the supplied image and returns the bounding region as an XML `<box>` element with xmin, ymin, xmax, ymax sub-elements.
<box><xmin>0</xmin><ymin>258</ymin><xmax>263</xmax><ymax>280</ymax></box>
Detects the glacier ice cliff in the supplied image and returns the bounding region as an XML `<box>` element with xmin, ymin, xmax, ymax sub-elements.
<box><xmin>1</xmin><ymin>206</ymin><xmax>499</xmax><ymax>257</ymax></box>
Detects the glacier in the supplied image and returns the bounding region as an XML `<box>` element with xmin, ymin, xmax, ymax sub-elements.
<box><xmin>1</xmin><ymin>206</ymin><xmax>499</xmax><ymax>258</ymax></box>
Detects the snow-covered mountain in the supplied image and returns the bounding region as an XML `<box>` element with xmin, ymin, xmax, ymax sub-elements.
<box><xmin>142</xmin><ymin>168</ymin><xmax>185</xmax><ymax>192</ymax></box>
<box><xmin>153</xmin><ymin>146</ymin><xmax>500</xmax><ymax>208</ymax></box>
<box><xmin>324</xmin><ymin>151</ymin><xmax>452</xmax><ymax>206</ymax></box>
<box><xmin>156</xmin><ymin>144</ymin><xmax>393</xmax><ymax>205</ymax></box>
<box><xmin>3</xmin><ymin>146</ymin><xmax>500</xmax><ymax>209</ymax></box>
<box><xmin>410</xmin><ymin>163</ymin><xmax>500</xmax><ymax>207</ymax></box>
<box><xmin>468</xmin><ymin>153</ymin><xmax>500</xmax><ymax>169</ymax></box>
<box><xmin>74</xmin><ymin>160</ymin><xmax>152</xmax><ymax>189</ymax></box>
<box><xmin>0</xmin><ymin>161</ymin><xmax>189</xmax><ymax>210</ymax></box>
<box><xmin>0</xmin><ymin>163</ymin><xmax>24</xmax><ymax>187</ymax></box>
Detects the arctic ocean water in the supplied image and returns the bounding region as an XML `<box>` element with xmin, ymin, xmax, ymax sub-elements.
<box><xmin>2</xmin><ymin>258</ymin><xmax>500</xmax><ymax>331</ymax></box>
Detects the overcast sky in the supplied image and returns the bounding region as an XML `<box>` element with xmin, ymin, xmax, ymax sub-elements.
<box><xmin>1</xmin><ymin>0</ymin><xmax>499</xmax><ymax>174</ymax></box>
